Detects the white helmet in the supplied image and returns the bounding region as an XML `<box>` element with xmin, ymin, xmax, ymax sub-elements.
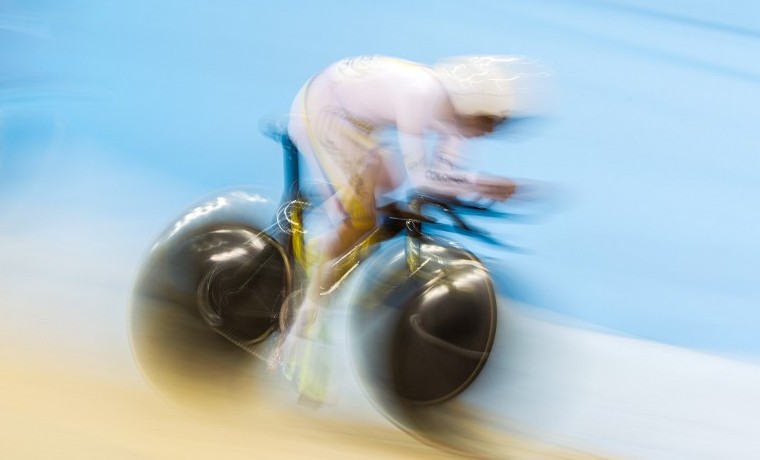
<box><xmin>433</xmin><ymin>55</ymin><xmax>535</xmax><ymax>118</ymax></box>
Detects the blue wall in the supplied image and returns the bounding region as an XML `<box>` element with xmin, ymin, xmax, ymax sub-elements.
<box><xmin>2</xmin><ymin>0</ymin><xmax>759</xmax><ymax>359</ymax></box>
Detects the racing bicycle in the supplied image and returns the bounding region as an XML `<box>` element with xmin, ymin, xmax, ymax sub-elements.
<box><xmin>130</xmin><ymin>125</ymin><xmax>514</xmax><ymax>447</ymax></box>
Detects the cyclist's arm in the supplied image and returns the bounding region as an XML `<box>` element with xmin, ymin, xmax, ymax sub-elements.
<box><xmin>392</xmin><ymin>84</ymin><xmax>483</xmax><ymax>196</ymax></box>
<box><xmin>398</xmin><ymin>130</ymin><xmax>479</xmax><ymax>196</ymax></box>
<box><xmin>398</xmin><ymin>127</ymin><xmax>516</xmax><ymax>201</ymax></box>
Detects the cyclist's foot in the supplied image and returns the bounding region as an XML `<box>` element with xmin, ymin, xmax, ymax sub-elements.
<box><xmin>269</xmin><ymin>297</ymin><xmax>319</xmax><ymax>371</ymax></box>
<box><xmin>294</xmin><ymin>326</ymin><xmax>332</xmax><ymax>405</ymax></box>
<box><xmin>269</xmin><ymin>298</ymin><xmax>333</xmax><ymax>404</ymax></box>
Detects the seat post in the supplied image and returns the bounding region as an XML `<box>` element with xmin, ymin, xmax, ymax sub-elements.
<box><xmin>281</xmin><ymin>133</ymin><xmax>301</xmax><ymax>203</ymax></box>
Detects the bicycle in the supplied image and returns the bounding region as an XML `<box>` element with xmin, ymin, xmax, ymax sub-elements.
<box><xmin>129</xmin><ymin>125</ymin><xmax>513</xmax><ymax>444</ymax></box>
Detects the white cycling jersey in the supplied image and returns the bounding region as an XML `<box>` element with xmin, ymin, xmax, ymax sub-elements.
<box><xmin>288</xmin><ymin>55</ymin><xmax>481</xmax><ymax>199</ymax></box>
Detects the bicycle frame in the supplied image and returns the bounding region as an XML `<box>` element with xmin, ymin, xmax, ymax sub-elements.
<box><xmin>272</xmin><ymin>131</ymin><xmax>419</xmax><ymax>293</ymax></box>
<box><xmin>130</xmin><ymin>126</ymin><xmax>501</xmax><ymax>448</ymax></box>
<box><xmin>274</xmin><ymin>135</ymin><xmax>499</xmax><ymax>404</ymax></box>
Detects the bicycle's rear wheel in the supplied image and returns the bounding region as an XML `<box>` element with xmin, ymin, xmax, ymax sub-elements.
<box><xmin>129</xmin><ymin>188</ymin><xmax>290</xmax><ymax>412</ymax></box>
<box><xmin>195</xmin><ymin>227</ymin><xmax>291</xmax><ymax>345</ymax></box>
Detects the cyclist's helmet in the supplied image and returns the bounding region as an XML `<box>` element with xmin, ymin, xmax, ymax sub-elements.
<box><xmin>433</xmin><ymin>55</ymin><xmax>524</xmax><ymax>118</ymax></box>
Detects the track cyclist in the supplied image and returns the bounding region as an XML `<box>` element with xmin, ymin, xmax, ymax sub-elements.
<box><xmin>271</xmin><ymin>55</ymin><xmax>529</xmax><ymax>406</ymax></box>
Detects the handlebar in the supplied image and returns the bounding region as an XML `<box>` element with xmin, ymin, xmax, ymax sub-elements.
<box><xmin>408</xmin><ymin>190</ymin><xmax>491</xmax><ymax>233</ymax></box>
<box><xmin>261</xmin><ymin>123</ymin><xmax>530</xmax><ymax>248</ymax></box>
<box><xmin>376</xmin><ymin>189</ymin><xmax>516</xmax><ymax>247</ymax></box>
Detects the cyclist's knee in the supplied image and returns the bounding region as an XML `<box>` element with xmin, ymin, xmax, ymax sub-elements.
<box><xmin>348</xmin><ymin>213</ymin><xmax>376</xmax><ymax>233</ymax></box>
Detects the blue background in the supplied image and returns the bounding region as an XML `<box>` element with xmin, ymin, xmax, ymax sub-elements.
<box><xmin>2</xmin><ymin>0</ymin><xmax>759</xmax><ymax>361</ymax></box>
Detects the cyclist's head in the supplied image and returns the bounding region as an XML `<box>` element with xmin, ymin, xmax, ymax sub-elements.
<box><xmin>433</xmin><ymin>55</ymin><xmax>519</xmax><ymax>118</ymax></box>
<box><xmin>436</xmin><ymin>54</ymin><xmax>555</xmax><ymax>136</ymax></box>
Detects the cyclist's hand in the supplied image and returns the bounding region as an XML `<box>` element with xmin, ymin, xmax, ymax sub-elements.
<box><xmin>475</xmin><ymin>176</ymin><xmax>516</xmax><ymax>201</ymax></box>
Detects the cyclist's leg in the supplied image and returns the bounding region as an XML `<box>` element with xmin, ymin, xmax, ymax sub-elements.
<box><xmin>290</xmin><ymin>87</ymin><xmax>383</xmax><ymax>291</ymax></box>
<box><xmin>279</xmin><ymin>93</ymin><xmax>382</xmax><ymax>404</ymax></box>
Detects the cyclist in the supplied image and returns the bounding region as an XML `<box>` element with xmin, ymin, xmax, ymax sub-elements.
<box><xmin>274</xmin><ymin>55</ymin><xmax>525</xmax><ymax>405</ymax></box>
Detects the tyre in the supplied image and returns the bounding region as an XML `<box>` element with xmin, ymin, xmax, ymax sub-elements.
<box><xmin>348</xmin><ymin>237</ymin><xmax>497</xmax><ymax>409</ymax></box>
<box><xmin>347</xmin><ymin>238</ymin><xmax>498</xmax><ymax>452</ymax></box>
<box><xmin>129</xmin><ymin>188</ymin><xmax>289</xmax><ymax>412</ymax></box>
<box><xmin>195</xmin><ymin>226</ymin><xmax>291</xmax><ymax>345</ymax></box>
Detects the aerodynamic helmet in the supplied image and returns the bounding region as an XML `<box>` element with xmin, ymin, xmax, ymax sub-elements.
<box><xmin>433</xmin><ymin>55</ymin><xmax>529</xmax><ymax>118</ymax></box>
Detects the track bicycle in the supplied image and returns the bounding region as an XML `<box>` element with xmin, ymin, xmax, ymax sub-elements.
<box><xmin>130</xmin><ymin>126</ymin><xmax>512</xmax><ymax>443</ymax></box>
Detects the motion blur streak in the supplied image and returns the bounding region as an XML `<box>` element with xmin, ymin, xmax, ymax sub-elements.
<box><xmin>2</xmin><ymin>0</ymin><xmax>760</xmax><ymax>459</ymax></box>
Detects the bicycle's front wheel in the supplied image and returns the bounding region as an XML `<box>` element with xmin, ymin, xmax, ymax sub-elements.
<box><xmin>347</xmin><ymin>237</ymin><xmax>497</xmax><ymax>429</ymax></box>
